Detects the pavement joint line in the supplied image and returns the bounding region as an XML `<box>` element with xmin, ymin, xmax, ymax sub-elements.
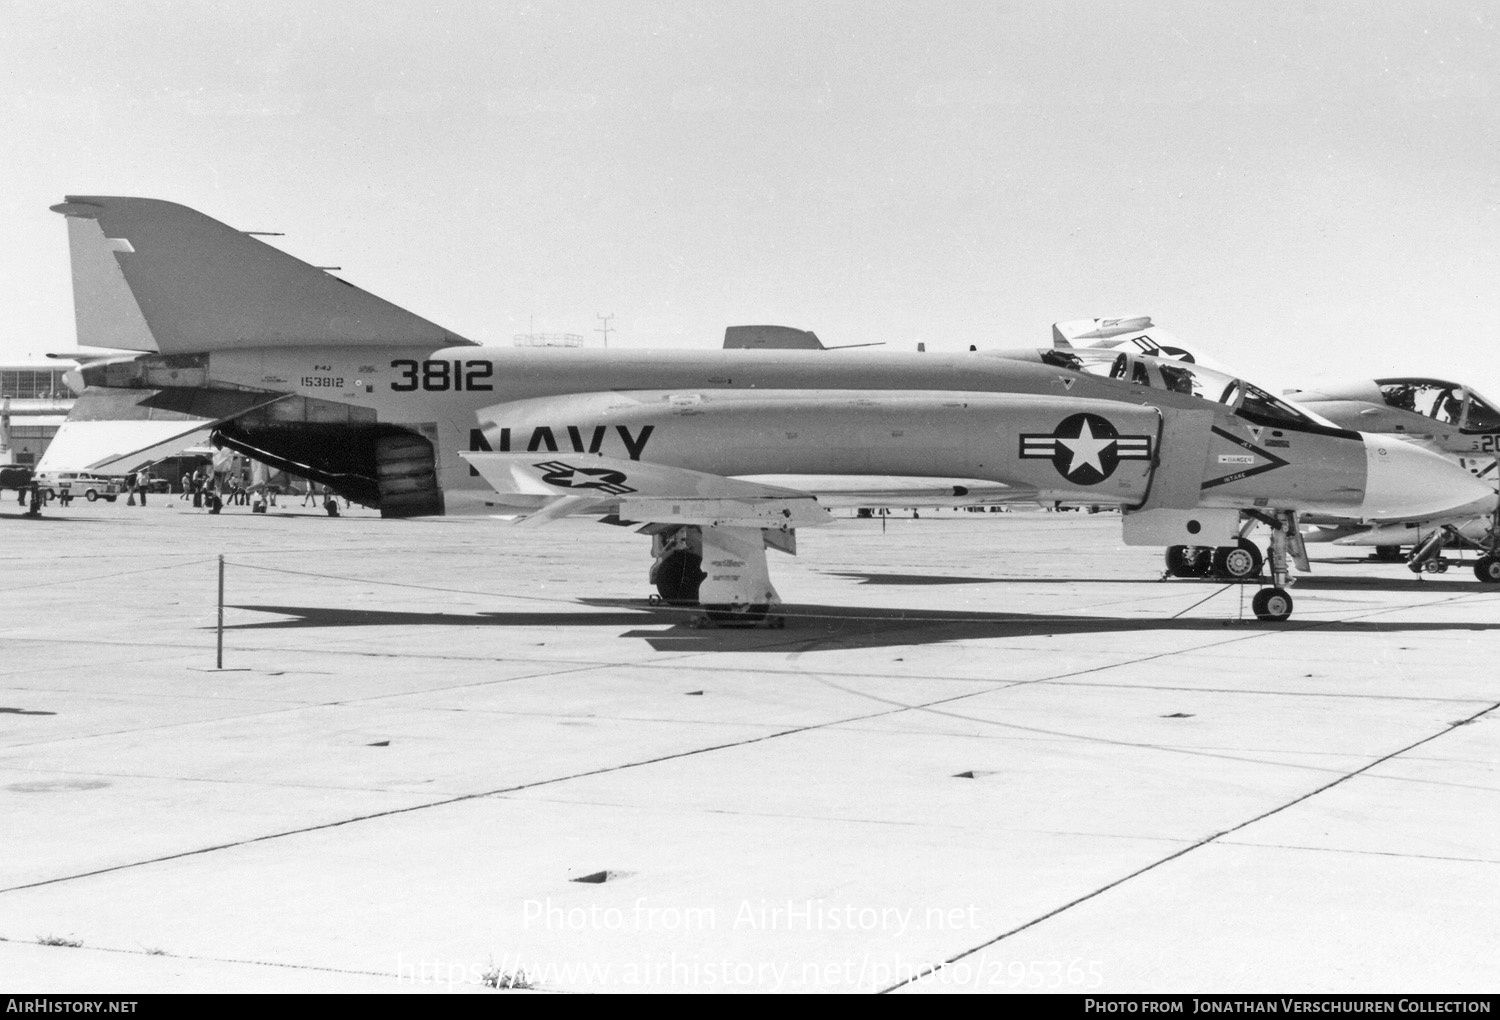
<box><xmin>1212</xmin><ymin>840</ymin><xmax>1500</xmax><ymax>866</ymax></box>
<box><xmin>0</xmin><ymin>937</ymin><xmax>403</xmax><ymax>985</ymax></box>
<box><xmin>878</xmin><ymin>697</ymin><xmax>1500</xmax><ymax>994</ymax></box>
<box><xmin>1048</xmin><ymin>677</ymin><xmax>1497</xmax><ymax>705</ymax></box>
<box><xmin>813</xmin><ymin>676</ymin><xmax>1406</xmax><ymax>780</ymax></box>
<box><xmin>490</xmin><ymin>791</ymin><xmax>1211</xmax><ymax>845</ymax></box>
<box><xmin>0</xmin><ymin>762</ymin><xmax>449</xmax><ymax>797</ymax></box>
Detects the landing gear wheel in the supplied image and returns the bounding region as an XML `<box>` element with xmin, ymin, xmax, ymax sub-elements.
<box><xmin>1251</xmin><ymin>587</ymin><xmax>1294</xmax><ymax>622</ymax></box>
<box><xmin>653</xmin><ymin>550</ymin><xmax>706</xmax><ymax>605</ymax></box>
<box><xmin>1475</xmin><ymin>556</ymin><xmax>1500</xmax><ymax>584</ymax></box>
<box><xmin>1213</xmin><ymin>538</ymin><xmax>1263</xmax><ymax>580</ymax></box>
<box><xmin>1373</xmin><ymin>545</ymin><xmax>1404</xmax><ymax>562</ymax></box>
<box><xmin>1165</xmin><ymin>545</ymin><xmax>1212</xmax><ymax>578</ymax></box>
<box><xmin>1422</xmin><ymin>559</ymin><xmax>1449</xmax><ymax>574</ymax></box>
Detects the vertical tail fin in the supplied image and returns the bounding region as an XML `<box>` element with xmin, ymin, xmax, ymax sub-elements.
<box><xmin>51</xmin><ymin>196</ymin><xmax>470</xmax><ymax>353</ymax></box>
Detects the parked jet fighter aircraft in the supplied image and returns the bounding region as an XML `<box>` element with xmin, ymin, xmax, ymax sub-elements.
<box><xmin>1289</xmin><ymin>378</ymin><xmax>1500</xmax><ymax>581</ymax></box>
<box><xmin>40</xmin><ymin>197</ymin><xmax>1495</xmax><ymax>621</ymax></box>
<box><xmin>1054</xmin><ymin>317</ymin><xmax>1500</xmax><ymax>584</ymax></box>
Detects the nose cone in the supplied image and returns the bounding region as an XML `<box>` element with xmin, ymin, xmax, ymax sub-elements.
<box><xmin>1360</xmin><ymin>436</ymin><xmax>1497</xmax><ymax>519</ymax></box>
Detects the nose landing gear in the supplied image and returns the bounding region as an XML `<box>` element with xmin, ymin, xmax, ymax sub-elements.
<box><xmin>1250</xmin><ymin>586</ymin><xmax>1293</xmax><ymax>622</ymax></box>
<box><xmin>1248</xmin><ymin>510</ymin><xmax>1301</xmax><ymax>622</ymax></box>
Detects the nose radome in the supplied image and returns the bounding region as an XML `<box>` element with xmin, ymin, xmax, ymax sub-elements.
<box><xmin>1360</xmin><ymin>436</ymin><xmax>1497</xmax><ymax>518</ymax></box>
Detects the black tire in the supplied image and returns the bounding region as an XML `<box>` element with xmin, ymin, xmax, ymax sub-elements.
<box><xmin>1213</xmin><ymin>538</ymin><xmax>1263</xmax><ymax>580</ymax></box>
<box><xmin>43</xmin><ymin>488</ymin><xmax>56</xmax><ymax>500</ymax></box>
<box><xmin>653</xmin><ymin>550</ymin><xmax>705</xmax><ymax>605</ymax></box>
<box><xmin>1165</xmin><ymin>545</ymin><xmax>1212</xmax><ymax>577</ymax></box>
<box><xmin>1373</xmin><ymin>545</ymin><xmax>1404</xmax><ymax>562</ymax></box>
<box><xmin>105</xmin><ymin>495</ymin><xmax>117</xmax><ymax>502</ymax></box>
<box><xmin>1251</xmin><ymin>587</ymin><xmax>1294</xmax><ymax>622</ymax></box>
<box><xmin>85</xmin><ymin>490</ymin><xmax>99</xmax><ymax>502</ymax></box>
<box><xmin>1475</xmin><ymin>556</ymin><xmax>1500</xmax><ymax>584</ymax></box>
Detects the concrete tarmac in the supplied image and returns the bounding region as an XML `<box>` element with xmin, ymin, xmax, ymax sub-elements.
<box><xmin>1</xmin><ymin>498</ymin><xmax>1497</xmax><ymax>993</ymax></box>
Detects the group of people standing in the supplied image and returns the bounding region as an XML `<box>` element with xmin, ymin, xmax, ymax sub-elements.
<box><xmin>175</xmin><ymin>468</ymin><xmax>225</xmax><ymax>512</ymax></box>
<box><xmin>17</xmin><ymin>463</ymin><xmax>343</xmax><ymax>517</ymax></box>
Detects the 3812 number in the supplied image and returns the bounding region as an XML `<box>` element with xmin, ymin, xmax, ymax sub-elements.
<box><xmin>390</xmin><ymin>359</ymin><xmax>494</xmax><ymax>392</ymax></box>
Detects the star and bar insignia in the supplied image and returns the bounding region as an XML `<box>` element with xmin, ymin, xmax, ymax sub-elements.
<box><xmin>1019</xmin><ymin>413</ymin><xmax>1153</xmax><ymax>485</ymax></box>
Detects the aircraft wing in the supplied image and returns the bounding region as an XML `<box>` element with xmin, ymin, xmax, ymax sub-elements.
<box><xmin>460</xmin><ymin>452</ymin><xmax>835</xmax><ymax>528</ymax></box>
<box><xmin>36</xmin><ymin>387</ymin><xmax>287</xmax><ymax>474</ymax></box>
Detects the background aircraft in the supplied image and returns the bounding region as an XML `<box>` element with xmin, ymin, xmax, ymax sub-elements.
<box><xmin>1288</xmin><ymin>378</ymin><xmax>1500</xmax><ymax>580</ymax></box>
<box><xmin>38</xmin><ymin>197</ymin><xmax>1494</xmax><ymax>621</ymax></box>
<box><xmin>1054</xmin><ymin>317</ymin><xmax>1500</xmax><ymax>585</ymax></box>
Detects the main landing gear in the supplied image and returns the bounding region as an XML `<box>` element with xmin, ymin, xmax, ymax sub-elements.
<box><xmin>1163</xmin><ymin>515</ymin><xmax>1296</xmax><ymax>621</ymax></box>
<box><xmin>1403</xmin><ymin>512</ymin><xmax>1500</xmax><ymax>584</ymax></box>
<box><xmin>648</xmin><ymin>524</ymin><xmax>788</xmax><ymax>628</ymax></box>
<box><xmin>1163</xmin><ymin>537</ymin><xmax>1263</xmax><ymax>581</ymax></box>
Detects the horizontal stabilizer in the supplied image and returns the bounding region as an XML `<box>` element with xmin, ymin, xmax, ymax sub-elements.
<box><xmin>51</xmin><ymin>196</ymin><xmax>471</xmax><ymax>353</ymax></box>
<box><xmin>40</xmin><ymin>420</ymin><xmax>212</xmax><ymax>476</ymax></box>
<box><xmin>36</xmin><ymin>387</ymin><xmax>286</xmax><ymax>474</ymax></box>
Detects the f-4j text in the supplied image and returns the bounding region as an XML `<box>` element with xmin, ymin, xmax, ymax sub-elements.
<box><xmin>390</xmin><ymin>359</ymin><xmax>495</xmax><ymax>392</ymax></box>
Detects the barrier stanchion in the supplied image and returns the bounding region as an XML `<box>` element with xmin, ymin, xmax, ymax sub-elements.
<box><xmin>217</xmin><ymin>554</ymin><xmax>224</xmax><ymax>669</ymax></box>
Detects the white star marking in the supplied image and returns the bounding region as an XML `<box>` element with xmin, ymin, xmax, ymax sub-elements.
<box><xmin>1056</xmin><ymin>420</ymin><xmax>1116</xmax><ymax>477</ymax></box>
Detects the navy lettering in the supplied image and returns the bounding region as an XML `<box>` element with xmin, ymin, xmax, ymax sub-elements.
<box><xmin>616</xmin><ymin>424</ymin><xmax>654</xmax><ymax>460</ymax></box>
<box><xmin>527</xmin><ymin>426</ymin><xmax>558</xmax><ymax>453</ymax></box>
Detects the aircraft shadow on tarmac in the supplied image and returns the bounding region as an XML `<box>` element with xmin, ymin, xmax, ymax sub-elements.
<box><xmin>829</xmin><ymin>569</ymin><xmax>1494</xmax><ymax>595</ymax></box>
<box><xmin>225</xmin><ymin>600</ymin><xmax>1500</xmax><ymax>654</ymax></box>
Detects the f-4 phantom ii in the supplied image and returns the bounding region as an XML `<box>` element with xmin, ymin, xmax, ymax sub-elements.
<box><xmin>41</xmin><ymin>197</ymin><xmax>1495</xmax><ymax>623</ymax></box>
<box><xmin>1289</xmin><ymin>377</ymin><xmax>1500</xmax><ymax>580</ymax></box>
<box><xmin>1054</xmin><ymin>317</ymin><xmax>1500</xmax><ymax>584</ymax></box>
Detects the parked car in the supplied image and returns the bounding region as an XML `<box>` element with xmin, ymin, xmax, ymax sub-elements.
<box><xmin>35</xmin><ymin>472</ymin><xmax>124</xmax><ymax>502</ymax></box>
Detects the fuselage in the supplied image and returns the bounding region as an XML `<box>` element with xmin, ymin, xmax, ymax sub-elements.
<box><xmin>88</xmin><ymin>343</ymin><xmax>1469</xmax><ymax>520</ymax></box>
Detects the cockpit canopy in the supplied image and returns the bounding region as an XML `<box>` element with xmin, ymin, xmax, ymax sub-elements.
<box><xmin>1375</xmin><ymin>378</ymin><xmax>1500</xmax><ymax>431</ymax></box>
<box><xmin>1037</xmin><ymin>347</ymin><xmax>1329</xmax><ymax>431</ymax></box>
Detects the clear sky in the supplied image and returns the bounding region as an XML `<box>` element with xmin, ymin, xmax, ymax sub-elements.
<box><xmin>3</xmin><ymin>0</ymin><xmax>1497</xmax><ymax>394</ymax></box>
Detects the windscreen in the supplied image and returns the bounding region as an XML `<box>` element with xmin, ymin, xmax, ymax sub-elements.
<box><xmin>1044</xmin><ymin>349</ymin><xmax>1331</xmax><ymax>431</ymax></box>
